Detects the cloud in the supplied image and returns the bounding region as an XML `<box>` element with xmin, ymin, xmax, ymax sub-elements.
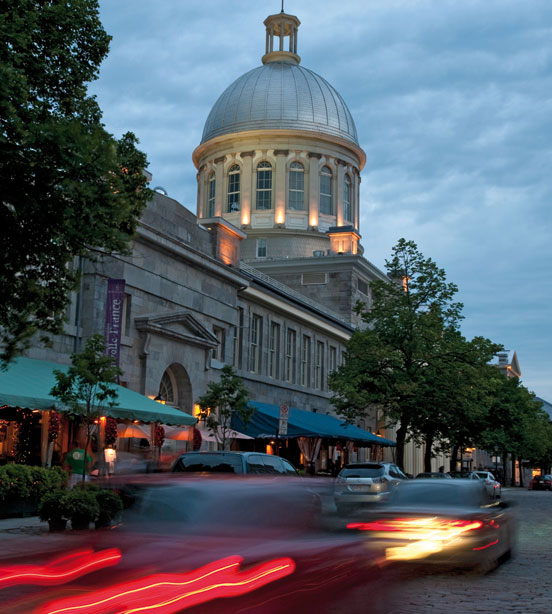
<box><xmin>92</xmin><ymin>0</ymin><xmax>552</xmax><ymax>399</ymax></box>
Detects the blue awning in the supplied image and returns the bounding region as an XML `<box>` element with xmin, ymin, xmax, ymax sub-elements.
<box><xmin>232</xmin><ymin>401</ymin><xmax>395</xmax><ymax>446</ymax></box>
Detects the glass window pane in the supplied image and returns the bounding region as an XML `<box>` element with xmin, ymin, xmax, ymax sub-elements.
<box><xmin>320</xmin><ymin>168</ymin><xmax>332</xmax><ymax>215</ymax></box>
<box><xmin>289</xmin><ymin>163</ymin><xmax>304</xmax><ymax>211</ymax></box>
<box><xmin>227</xmin><ymin>167</ymin><xmax>240</xmax><ymax>213</ymax></box>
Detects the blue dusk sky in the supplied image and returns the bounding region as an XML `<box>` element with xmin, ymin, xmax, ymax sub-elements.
<box><xmin>91</xmin><ymin>1</ymin><xmax>552</xmax><ymax>400</ymax></box>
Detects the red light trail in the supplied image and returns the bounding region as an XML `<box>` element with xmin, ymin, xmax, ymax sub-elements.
<box><xmin>0</xmin><ymin>549</ymin><xmax>122</xmax><ymax>589</ymax></box>
<box><xmin>38</xmin><ymin>555</ymin><xmax>295</xmax><ymax>614</ymax></box>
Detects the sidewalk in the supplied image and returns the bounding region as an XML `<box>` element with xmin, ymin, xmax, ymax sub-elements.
<box><xmin>0</xmin><ymin>515</ymin><xmax>44</xmax><ymax>531</ymax></box>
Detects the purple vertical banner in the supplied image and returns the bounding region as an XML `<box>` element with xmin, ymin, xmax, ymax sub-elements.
<box><xmin>104</xmin><ymin>279</ymin><xmax>126</xmax><ymax>369</ymax></box>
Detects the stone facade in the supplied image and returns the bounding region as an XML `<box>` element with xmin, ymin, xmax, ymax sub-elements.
<box><xmin>26</xmin><ymin>191</ymin><xmax>352</xmax><ymax>421</ymax></box>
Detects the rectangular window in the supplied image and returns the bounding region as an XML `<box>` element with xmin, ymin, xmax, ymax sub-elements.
<box><xmin>288</xmin><ymin>163</ymin><xmax>305</xmax><ymax>210</ymax></box>
<box><xmin>268</xmin><ymin>322</ymin><xmax>281</xmax><ymax>379</ymax></box>
<box><xmin>212</xmin><ymin>326</ymin><xmax>225</xmax><ymax>362</ymax></box>
<box><xmin>256</xmin><ymin>164</ymin><xmax>272</xmax><ymax>210</ymax></box>
<box><xmin>122</xmin><ymin>293</ymin><xmax>132</xmax><ymax>337</ymax></box>
<box><xmin>227</xmin><ymin>167</ymin><xmax>240</xmax><ymax>212</ymax></box>
<box><xmin>285</xmin><ymin>328</ymin><xmax>297</xmax><ymax>383</ymax></box>
<box><xmin>249</xmin><ymin>314</ymin><xmax>262</xmax><ymax>373</ymax></box>
<box><xmin>301</xmin><ymin>272</ymin><xmax>327</xmax><ymax>285</ymax></box>
<box><xmin>344</xmin><ymin>179</ymin><xmax>352</xmax><ymax>222</ymax></box>
<box><xmin>208</xmin><ymin>176</ymin><xmax>216</xmax><ymax>217</ymax></box>
<box><xmin>329</xmin><ymin>345</ymin><xmax>337</xmax><ymax>375</ymax></box>
<box><xmin>256</xmin><ymin>238</ymin><xmax>267</xmax><ymax>258</ymax></box>
<box><xmin>315</xmin><ymin>341</ymin><xmax>325</xmax><ymax>390</ymax></box>
<box><xmin>357</xmin><ymin>278</ymin><xmax>369</xmax><ymax>295</ymax></box>
<box><xmin>320</xmin><ymin>169</ymin><xmax>332</xmax><ymax>215</ymax></box>
<box><xmin>233</xmin><ymin>307</ymin><xmax>244</xmax><ymax>369</ymax></box>
<box><xmin>301</xmin><ymin>335</ymin><xmax>311</xmax><ymax>387</ymax></box>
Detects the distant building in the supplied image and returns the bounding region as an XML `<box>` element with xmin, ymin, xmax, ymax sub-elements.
<box><xmin>490</xmin><ymin>350</ymin><xmax>521</xmax><ymax>378</ymax></box>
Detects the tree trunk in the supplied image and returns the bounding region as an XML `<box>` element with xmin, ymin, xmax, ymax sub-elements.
<box><xmin>83</xmin><ymin>424</ymin><xmax>91</xmax><ymax>484</ymax></box>
<box><xmin>424</xmin><ymin>432</ymin><xmax>434</xmax><ymax>472</ymax></box>
<box><xmin>450</xmin><ymin>444</ymin><xmax>459</xmax><ymax>473</ymax></box>
<box><xmin>501</xmin><ymin>451</ymin><xmax>506</xmax><ymax>485</ymax></box>
<box><xmin>511</xmin><ymin>456</ymin><xmax>516</xmax><ymax>487</ymax></box>
<box><xmin>395</xmin><ymin>421</ymin><xmax>408</xmax><ymax>470</ymax></box>
<box><xmin>518</xmin><ymin>457</ymin><xmax>524</xmax><ymax>488</ymax></box>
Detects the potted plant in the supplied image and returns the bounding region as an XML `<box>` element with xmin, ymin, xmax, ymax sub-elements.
<box><xmin>38</xmin><ymin>490</ymin><xmax>69</xmax><ymax>532</ymax></box>
<box><xmin>94</xmin><ymin>490</ymin><xmax>123</xmax><ymax>528</ymax></box>
<box><xmin>64</xmin><ymin>488</ymin><xmax>99</xmax><ymax>530</ymax></box>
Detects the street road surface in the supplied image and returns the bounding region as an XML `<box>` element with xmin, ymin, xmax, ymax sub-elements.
<box><xmin>374</xmin><ymin>488</ymin><xmax>551</xmax><ymax>614</ymax></box>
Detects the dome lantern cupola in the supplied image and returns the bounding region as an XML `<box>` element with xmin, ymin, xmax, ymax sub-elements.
<box><xmin>262</xmin><ymin>11</ymin><xmax>301</xmax><ymax>65</ymax></box>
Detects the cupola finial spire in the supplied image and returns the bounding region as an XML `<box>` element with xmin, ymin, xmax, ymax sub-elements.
<box><xmin>262</xmin><ymin>10</ymin><xmax>301</xmax><ymax>65</ymax></box>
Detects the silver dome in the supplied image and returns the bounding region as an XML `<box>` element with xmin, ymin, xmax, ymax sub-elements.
<box><xmin>201</xmin><ymin>62</ymin><xmax>358</xmax><ymax>145</ymax></box>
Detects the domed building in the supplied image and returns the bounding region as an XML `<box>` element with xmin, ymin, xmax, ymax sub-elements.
<box><xmin>194</xmin><ymin>10</ymin><xmax>387</xmax><ymax>324</ymax></box>
<box><xmin>194</xmin><ymin>10</ymin><xmax>365</xmax><ymax>260</ymax></box>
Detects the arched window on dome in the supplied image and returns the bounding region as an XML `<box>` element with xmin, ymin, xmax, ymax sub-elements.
<box><xmin>256</xmin><ymin>161</ymin><xmax>272</xmax><ymax>210</ymax></box>
<box><xmin>344</xmin><ymin>175</ymin><xmax>352</xmax><ymax>222</ymax></box>
<box><xmin>288</xmin><ymin>162</ymin><xmax>305</xmax><ymax>210</ymax></box>
<box><xmin>320</xmin><ymin>166</ymin><xmax>333</xmax><ymax>215</ymax></box>
<box><xmin>207</xmin><ymin>173</ymin><xmax>216</xmax><ymax>217</ymax></box>
<box><xmin>226</xmin><ymin>164</ymin><xmax>240</xmax><ymax>213</ymax></box>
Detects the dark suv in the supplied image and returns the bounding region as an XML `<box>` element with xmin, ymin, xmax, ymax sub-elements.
<box><xmin>172</xmin><ymin>451</ymin><xmax>299</xmax><ymax>476</ymax></box>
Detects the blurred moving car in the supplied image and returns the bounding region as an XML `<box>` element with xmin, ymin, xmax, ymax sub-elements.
<box><xmin>447</xmin><ymin>471</ymin><xmax>471</xmax><ymax>479</ymax></box>
<box><xmin>172</xmin><ymin>451</ymin><xmax>299</xmax><ymax>475</ymax></box>
<box><xmin>334</xmin><ymin>462</ymin><xmax>408</xmax><ymax>512</ymax></box>
<box><xmin>415</xmin><ymin>472</ymin><xmax>453</xmax><ymax>479</ymax></box>
<box><xmin>347</xmin><ymin>479</ymin><xmax>515</xmax><ymax>573</ymax></box>
<box><xmin>1</xmin><ymin>477</ymin><xmax>391</xmax><ymax>614</ymax></box>
<box><xmin>470</xmin><ymin>471</ymin><xmax>501</xmax><ymax>498</ymax></box>
<box><xmin>529</xmin><ymin>473</ymin><xmax>552</xmax><ymax>490</ymax></box>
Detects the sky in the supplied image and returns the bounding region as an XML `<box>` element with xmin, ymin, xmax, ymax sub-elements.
<box><xmin>91</xmin><ymin>0</ymin><xmax>552</xmax><ymax>400</ymax></box>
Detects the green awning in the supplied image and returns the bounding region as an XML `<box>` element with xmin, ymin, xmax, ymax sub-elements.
<box><xmin>0</xmin><ymin>357</ymin><xmax>196</xmax><ymax>426</ymax></box>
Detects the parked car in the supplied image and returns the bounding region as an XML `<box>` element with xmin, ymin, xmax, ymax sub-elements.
<box><xmin>415</xmin><ymin>472</ymin><xmax>453</xmax><ymax>479</ymax></box>
<box><xmin>347</xmin><ymin>479</ymin><xmax>516</xmax><ymax>573</ymax></box>
<box><xmin>334</xmin><ymin>462</ymin><xmax>408</xmax><ymax>513</ymax></box>
<box><xmin>172</xmin><ymin>451</ymin><xmax>299</xmax><ymax>476</ymax></box>
<box><xmin>1</xmin><ymin>477</ymin><xmax>394</xmax><ymax>614</ymax></box>
<box><xmin>470</xmin><ymin>471</ymin><xmax>501</xmax><ymax>498</ymax></box>
<box><xmin>529</xmin><ymin>474</ymin><xmax>552</xmax><ymax>490</ymax></box>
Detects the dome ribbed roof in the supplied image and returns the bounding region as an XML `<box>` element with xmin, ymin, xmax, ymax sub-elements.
<box><xmin>201</xmin><ymin>62</ymin><xmax>358</xmax><ymax>145</ymax></box>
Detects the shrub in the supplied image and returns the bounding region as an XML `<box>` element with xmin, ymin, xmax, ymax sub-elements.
<box><xmin>48</xmin><ymin>466</ymin><xmax>68</xmax><ymax>491</ymax></box>
<box><xmin>0</xmin><ymin>465</ymin><xmax>32</xmax><ymax>501</ymax></box>
<box><xmin>0</xmin><ymin>465</ymin><xmax>69</xmax><ymax>504</ymax></box>
<box><xmin>38</xmin><ymin>490</ymin><xmax>68</xmax><ymax>522</ymax></box>
<box><xmin>64</xmin><ymin>488</ymin><xmax>99</xmax><ymax>528</ymax></box>
<box><xmin>95</xmin><ymin>490</ymin><xmax>123</xmax><ymax>527</ymax></box>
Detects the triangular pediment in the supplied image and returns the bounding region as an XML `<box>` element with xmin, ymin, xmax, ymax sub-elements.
<box><xmin>135</xmin><ymin>311</ymin><xmax>218</xmax><ymax>348</ymax></box>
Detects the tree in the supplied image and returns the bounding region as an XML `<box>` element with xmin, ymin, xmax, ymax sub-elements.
<box><xmin>0</xmin><ymin>0</ymin><xmax>152</xmax><ymax>364</ymax></box>
<box><xmin>329</xmin><ymin>239</ymin><xmax>501</xmax><ymax>468</ymax></box>
<box><xmin>408</xmin><ymin>334</ymin><xmax>500</xmax><ymax>471</ymax></box>
<box><xmin>197</xmin><ymin>365</ymin><xmax>252</xmax><ymax>451</ymax></box>
<box><xmin>50</xmin><ymin>334</ymin><xmax>121</xmax><ymax>482</ymax></box>
<box><xmin>477</xmin><ymin>374</ymin><xmax>548</xmax><ymax>486</ymax></box>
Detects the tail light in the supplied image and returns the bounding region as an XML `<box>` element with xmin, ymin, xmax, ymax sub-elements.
<box><xmin>348</xmin><ymin>517</ymin><xmax>484</xmax><ymax>537</ymax></box>
<box><xmin>348</xmin><ymin>517</ymin><xmax>485</xmax><ymax>562</ymax></box>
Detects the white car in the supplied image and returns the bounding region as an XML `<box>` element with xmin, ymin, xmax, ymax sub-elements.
<box><xmin>334</xmin><ymin>462</ymin><xmax>408</xmax><ymax>513</ymax></box>
<box><xmin>470</xmin><ymin>470</ymin><xmax>501</xmax><ymax>498</ymax></box>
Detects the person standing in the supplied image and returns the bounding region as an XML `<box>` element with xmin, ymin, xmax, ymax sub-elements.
<box><xmin>63</xmin><ymin>442</ymin><xmax>92</xmax><ymax>487</ymax></box>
